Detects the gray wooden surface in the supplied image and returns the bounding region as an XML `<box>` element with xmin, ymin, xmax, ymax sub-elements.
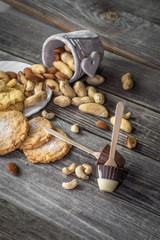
<box><xmin>0</xmin><ymin>2</ymin><xmax>160</xmax><ymax>240</ymax></box>
<box><xmin>2</xmin><ymin>0</ymin><xmax>160</xmax><ymax>69</ymax></box>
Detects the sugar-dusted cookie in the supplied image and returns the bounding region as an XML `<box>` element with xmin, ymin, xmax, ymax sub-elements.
<box><xmin>0</xmin><ymin>110</ymin><xmax>29</xmax><ymax>155</ymax></box>
<box><xmin>0</xmin><ymin>80</ymin><xmax>6</xmax><ymax>92</ymax></box>
<box><xmin>23</xmin><ymin>128</ymin><xmax>72</xmax><ymax>163</ymax></box>
<box><xmin>0</xmin><ymin>70</ymin><xmax>10</xmax><ymax>83</ymax></box>
<box><xmin>0</xmin><ymin>87</ymin><xmax>24</xmax><ymax>111</ymax></box>
<box><xmin>20</xmin><ymin>116</ymin><xmax>53</xmax><ymax>150</ymax></box>
<box><xmin>2</xmin><ymin>101</ymin><xmax>24</xmax><ymax>112</ymax></box>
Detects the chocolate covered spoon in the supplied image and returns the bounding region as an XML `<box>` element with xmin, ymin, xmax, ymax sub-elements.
<box><xmin>105</xmin><ymin>102</ymin><xmax>124</xmax><ymax>167</ymax></box>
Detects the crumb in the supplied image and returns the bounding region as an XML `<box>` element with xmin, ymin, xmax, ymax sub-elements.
<box><xmin>25</xmin><ymin>162</ymin><xmax>28</xmax><ymax>165</ymax></box>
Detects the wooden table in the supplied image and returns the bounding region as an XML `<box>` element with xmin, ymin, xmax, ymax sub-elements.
<box><xmin>0</xmin><ymin>1</ymin><xmax>160</xmax><ymax>239</ymax></box>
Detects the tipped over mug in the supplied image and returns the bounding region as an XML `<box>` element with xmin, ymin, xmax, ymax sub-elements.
<box><xmin>42</xmin><ymin>30</ymin><xmax>104</xmax><ymax>83</ymax></box>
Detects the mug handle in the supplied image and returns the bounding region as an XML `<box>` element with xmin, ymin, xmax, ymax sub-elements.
<box><xmin>81</xmin><ymin>51</ymin><xmax>100</xmax><ymax>77</ymax></box>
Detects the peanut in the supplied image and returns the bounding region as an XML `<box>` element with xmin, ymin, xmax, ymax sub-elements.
<box><xmin>86</xmin><ymin>86</ymin><xmax>97</xmax><ymax>100</ymax></box>
<box><xmin>59</xmin><ymin>81</ymin><xmax>76</xmax><ymax>98</ymax></box>
<box><xmin>64</xmin><ymin>45</ymin><xmax>71</xmax><ymax>52</ymax></box>
<box><xmin>53</xmin><ymin>95</ymin><xmax>71</xmax><ymax>107</ymax></box>
<box><xmin>72</xmin><ymin>96</ymin><xmax>94</xmax><ymax>106</ymax></box>
<box><xmin>73</xmin><ymin>81</ymin><xmax>87</xmax><ymax>97</ymax></box>
<box><xmin>60</xmin><ymin>51</ymin><xmax>75</xmax><ymax>71</ymax></box>
<box><xmin>86</xmin><ymin>74</ymin><xmax>105</xmax><ymax>86</ymax></box>
<box><xmin>53</xmin><ymin>61</ymin><xmax>73</xmax><ymax>79</ymax></box>
<box><xmin>79</xmin><ymin>103</ymin><xmax>109</xmax><ymax>117</ymax></box>
<box><xmin>110</xmin><ymin>116</ymin><xmax>132</xmax><ymax>133</ymax></box>
<box><xmin>121</xmin><ymin>73</ymin><xmax>134</xmax><ymax>90</ymax></box>
<box><xmin>93</xmin><ymin>93</ymin><xmax>105</xmax><ymax>104</ymax></box>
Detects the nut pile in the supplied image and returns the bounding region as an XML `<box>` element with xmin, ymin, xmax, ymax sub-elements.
<box><xmin>62</xmin><ymin>163</ymin><xmax>92</xmax><ymax>190</ymax></box>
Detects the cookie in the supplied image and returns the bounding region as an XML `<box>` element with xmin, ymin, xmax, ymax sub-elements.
<box><xmin>2</xmin><ymin>101</ymin><xmax>24</xmax><ymax>112</ymax></box>
<box><xmin>20</xmin><ymin>116</ymin><xmax>53</xmax><ymax>150</ymax></box>
<box><xmin>0</xmin><ymin>87</ymin><xmax>24</xmax><ymax>111</ymax></box>
<box><xmin>0</xmin><ymin>70</ymin><xmax>10</xmax><ymax>83</ymax></box>
<box><xmin>23</xmin><ymin>128</ymin><xmax>72</xmax><ymax>163</ymax></box>
<box><xmin>0</xmin><ymin>80</ymin><xmax>6</xmax><ymax>92</ymax></box>
<box><xmin>0</xmin><ymin>110</ymin><xmax>29</xmax><ymax>155</ymax></box>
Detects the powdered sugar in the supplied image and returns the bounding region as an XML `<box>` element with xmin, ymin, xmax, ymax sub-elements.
<box><xmin>0</xmin><ymin>118</ymin><xmax>12</xmax><ymax>139</ymax></box>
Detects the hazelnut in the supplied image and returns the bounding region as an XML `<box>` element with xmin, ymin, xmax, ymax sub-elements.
<box><xmin>124</xmin><ymin>136</ymin><xmax>137</xmax><ymax>149</ymax></box>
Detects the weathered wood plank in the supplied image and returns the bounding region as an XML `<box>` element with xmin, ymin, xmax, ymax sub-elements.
<box><xmin>2</xmin><ymin>0</ymin><xmax>160</xmax><ymax>69</ymax></box>
<box><xmin>0</xmin><ymin>11</ymin><xmax>160</xmax><ymax>113</ymax></box>
<box><xmin>46</xmin><ymin>98</ymin><xmax>160</xmax><ymax>162</ymax></box>
<box><xmin>0</xmin><ymin>52</ymin><xmax>159</xmax><ymax>238</ymax></box>
<box><xmin>0</xmin><ymin>131</ymin><xmax>160</xmax><ymax>240</ymax></box>
<box><xmin>0</xmin><ymin>199</ymin><xmax>83</xmax><ymax>240</ymax></box>
<box><xmin>0</xmin><ymin>49</ymin><xmax>160</xmax><ymax>162</ymax></box>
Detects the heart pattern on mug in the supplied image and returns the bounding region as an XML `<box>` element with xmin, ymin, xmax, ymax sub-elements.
<box><xmin>81</xmin><ymin>51</ymin><xmax>100</xmax><ymax>77</ymax></box>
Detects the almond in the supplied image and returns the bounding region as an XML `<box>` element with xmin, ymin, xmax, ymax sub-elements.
<box><xmin>35</xmin><ymin>73</ymin><xmax>46</xmax><ymax>80</ymax></box>
<box><xmin>96</xmin><ymin>121</ymin><xmax>110</xmax><ymax>130</ymax></box>
<box><xmin>48</xmin><ymin>67</ymin><xmax>58</xmax><ymax>74</ymax></box>
<box><xmin>6</xmin><ymin>71</ymin><xmax>17</xmax><ymax>79</ymax></box>
<box><xmin>26</xmin><ymin>74</ymin><xmax>43</xmax><ymax>83</ymax></box>
<box><xmin>55</xmin><ymin>71</ymin><xmax>68</xmax><ymax>81</ymax></box>
<box><xmin>24</xmin><ymin>91</ymin><xmax>33</xmax><ymax>97</ymax></box>
<box><xmin>54</xmin><ymin>47</ymin><xmax>64</xmax><ymax>53</ymax></box>
<box><xmin>6</xmin><ymin>162</ymin><xmax>19</xmax><ymax>175</ymax></box>
<box><xmin>23</xmin><ymin>67</ymin><xmax>33</xmax><ymax>78</ymax></box>
<box><xmin>43</xmin><ymin>73</ymin><xmax>55</xmax><ymax>80</ymax></box>
<box><xmin>54</xmin><ymin>52</ymin><xmax>60</xmax><ymax>61</ymax></box>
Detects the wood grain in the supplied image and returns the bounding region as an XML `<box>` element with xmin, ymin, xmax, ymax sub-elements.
<box><xmin>0</xmin><ymin>11</ymin><xmax>159</xmax><ymax>113</ymax></box>
<box><xmin>0</xmin><ymin>199</ymin><xmax>83</xmax><ymax>240</ymax></box>
<box><xmin>0</xmin><ymin>145</ymin><xmax>160</xmax><ymax>239</ymax></box>
<box><xmin>0</xmin><ymin>50</ymin><xmax>160</xmax><ymax>162</ymax></box>
<box><xmin>0</xmin><ymin>5</ymin><xmax>160</xmax><ymax>239</ymax></box>
<box><xmin>2</xmin><ymin>0</ymin><xmax>160</xmax><ymax>69</ymax></box>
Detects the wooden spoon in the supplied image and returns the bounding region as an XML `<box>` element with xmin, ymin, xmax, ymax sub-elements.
<box><xmin>104</xmin><ymin>102</ymin><xmax>124</xmax><ymax>167</ymax></box>
<box><xmin>44</xmin><ymin>127</ymin><xmax>101</xmax><ymax>159</ymax></box>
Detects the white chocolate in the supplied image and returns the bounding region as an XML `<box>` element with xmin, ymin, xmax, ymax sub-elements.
<box><xmin>97</xmin><ymin>178</ymin><xmax>118</xmax><ymax>192</ymax></box>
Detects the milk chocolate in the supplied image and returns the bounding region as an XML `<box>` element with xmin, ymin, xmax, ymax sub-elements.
<box><xmin>92</xmin><ymin>165</ymin><xmax>128</xmax><ymax>182</ymax></box>
<box><xmin>96</xmin><ymin>144</ymin><xmax>125</xmax><ymax>168</ymax></box>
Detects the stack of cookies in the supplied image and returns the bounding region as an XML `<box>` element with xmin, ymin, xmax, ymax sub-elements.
<box><xmin>0</xmin><ymin>110</ymin><xmax>71</xmax><ymax>163</ymax></box>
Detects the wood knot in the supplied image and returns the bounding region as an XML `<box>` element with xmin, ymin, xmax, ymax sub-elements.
<box><xmin>101</xmin><ymin>11</ymin><xmax>120</xmax><ymax>20</ymax></box>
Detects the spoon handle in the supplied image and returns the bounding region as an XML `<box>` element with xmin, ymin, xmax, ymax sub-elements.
<box><xmin>105</xmin><ymin>102</ymin><xmax>124</xmax><ymax>166</ymax></box>
<box><xmin>44</xmin><ymin>127</ymin><xmax>97</xmax><ymax>157</ymax></box>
